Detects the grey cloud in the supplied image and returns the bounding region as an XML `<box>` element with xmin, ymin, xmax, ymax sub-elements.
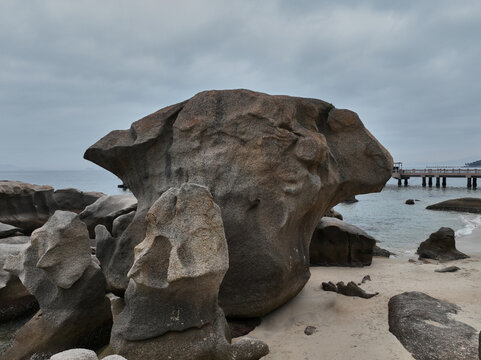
<box><xmin>1</xmin><ymin>0</ymin><xmax>480</xmax><ymax>169</ymax></box>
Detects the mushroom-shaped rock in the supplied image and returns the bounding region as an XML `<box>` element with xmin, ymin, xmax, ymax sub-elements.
<box><xmin>111</xmin><ymin>183</ymin><xmax>268</xmax><ymax>360</ymax></box>
<box><xmin>84</xmin><ymin>89</ymin><xmax>393</xmax><ymax>317</ymax></box>
<box><xmin>0</xmin><ymin>211</ymin><xmax>112</xmax><ymax>360</ymax></box>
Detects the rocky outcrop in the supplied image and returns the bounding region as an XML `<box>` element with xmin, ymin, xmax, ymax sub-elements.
<box><xmin>427</xmin><ymin>197</ymin><xmax>481</xmax><ymax>214</ymax></box>
<box><xmin>79</xmin><ymin>195</ymin><xmax>137</xmax><ymax>238</ymax></box>
<box><xmin>1</xmin><ymin>211</ymin><xmax>112</xmax><ymax>360</ymax></box>
<box><xmin>389</xmin><ymin>291</ymin><xmax>478</xmax><ymax>360</ymax></box>
<box><xmin>111</xmin><ymin>183</ymin><xmax>268</xmax><ymax>360</ymax></box>
<box><xmin>310</xmin><ymin>218</ymin><xmax>376</xmax><ymax>267</ymax></box>
<box><xmin>53</xmin><ymin>188</ymin><xmax>105</xmax><ymax>213</ymax></box>
<box><xmin>373</xmin><ymin>244</ymin><xmax>393</xmax><ymax>257</ymax></box>
<box><xmin>0</xmin><ymin>236</ymin><xmax>37</xmax><ymax>322</ymax></box>
<box><xmin>417</xmin><ymin>227</ymin><xmax>468</xmax><ymax>261</ymax></box>
<box><xmin>84</xmin><ymin>89</ymin><xmax>393</xmax><ymax>316</ymax></box>
<box><xmin>0</xmin><ymin>222</ymin><xmax>23</xmax><ymax>238</ymax></box>
<box><xmin>0</xmin><ymin>181</ymin><xmax>56</xmax><ymax>234</ymax></box>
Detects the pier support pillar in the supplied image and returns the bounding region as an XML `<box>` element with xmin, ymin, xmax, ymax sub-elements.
<box><xmin>422</xmin><ymin>177</ymin><xmax>426</xmax><ymax>187</ymax></box>
<box><xmin>398</xmin><ymin>179</ymin><xmax>402</xmax><ymax>187</ymax></box>
<box><xmin>442</xmin><ymin>177</ymin><xmax>446</xmax><ymax>188</ymax></box>
<box><xmin>428</xmin><ymin>177</ymin><xmax>433</xmax><ymax>187</ymax></box>
<box><xmin>467</xmin><ymin>177</ymin><xmax>472</xmax><ymax>188</ymax></box>
<box><xmin>436</xmin><ymin>177</ymin><xmax>440</xmax><ymax>188</ymax></box>
<box><xmin>474</xmin><ymin>177</ymin><xmax>478</xmax><ymax>189</ymax></box>
<box><xmin>404</xmin><ymin>178</ymin><xmax>408</xmax><ymax>186</ymax></box>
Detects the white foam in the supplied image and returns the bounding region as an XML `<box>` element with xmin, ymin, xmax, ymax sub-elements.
<box><xmin>455</xmin><ymin>214</ymin><xmax>481</xmax><ymax>237</ymax></box>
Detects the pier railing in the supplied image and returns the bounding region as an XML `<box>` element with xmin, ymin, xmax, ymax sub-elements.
<box><xmin>391</xmin><ymin>166</ymin><xmax>480</xmax><ymax>188</ymax></box>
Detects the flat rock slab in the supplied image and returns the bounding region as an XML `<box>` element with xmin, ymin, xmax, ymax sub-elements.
<box><xmin>427</xmin><ymin>197</ymin><xmax>481</xmax><ymax>214</ymax></box>
<box><xmin>435</xmin><ymin>266</ymin><xmax>460</xmax><ymax>273</ymax></box>
<box><xmin>388</xmin><ymin>291</ymin><xmax>478</xmax><ymax>360</ymax></box>
<box><xmin>0</xmin><ymin>223</ymin><xmax>23</xmax><ymax>239</ymax></box>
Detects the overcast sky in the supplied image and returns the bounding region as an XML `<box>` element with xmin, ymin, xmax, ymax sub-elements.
<box><xmin>1</xmin><ymin>0</ymin><xmax>480</xmax><ymax>170</ymax></box>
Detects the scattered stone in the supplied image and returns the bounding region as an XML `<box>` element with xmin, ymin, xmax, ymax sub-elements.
<box><xmin>0</xmin><ymin>222</ymin><xmax>23</xmax><ymax>239</ymax></box>
<box><xmin>427</xmin><ymin>197</ymin><xmax>481</xmax><ymax>214</ymax></box>
<box><xmin>310</xmin><ymin>218</ymin><xmax>375</xmax><ymax>267</ymax></box>
<box><xmin>84</xmin><ymin>89</ymin><xmax>393</xmax><ymax>317</ymax></box>
<box><xmin>324</xmin><ymin>208</ymin><xmax>343</xmax><ymax>220</ymax></box>
<box><xmin>417</xmin><ymin>227</ymin><xmax>468</xmax><ymax>261</ymax></box>
<box><xmin>79</xmin><ymin>194</ymin><xmax>137</xmax><ymax>238</ymax></box>
<box><xmin>322</xmin><ymin>281</ymin><xmax>378</xmax><ymax>299</ymax></box>
<box><xmin>361</xmin><ymin>275</ymin><xmax>371</xmax><ymax>283</ymax></box>
<box><xmin>53</xmin><ymin>188</ymin><xmax>105</xmax><ymax>213</ymax></box>
<box><xmin>0</xmin><ymin>211</ymin><xmax>112</xmax><ymax>360</ymax></box>
<box><xmin>373</xmin><ymin>245</ymin><xmax>393</xmax><ymax>257</ymax></box>
<box><xmin>0</xmin><ymin>181</ymin><xmax>56</xmax><ymax>234</ymax></box>
<box><xmin>405</xmin><ymin>199</ymin><xmax>415</xmax><ymax>205</ymax></box>
<box><xmin>49</xmin><ymin>349</ymin><xmax>98</xmax><ymax>360</ymax></box>
<box><xmin>110</xmin><ymin>183</ymin><xmax>268</xmax><ymax>360</ymax></box>
<box><xmin>304</xmin><ymin>326</ymin><xmax>317</xmax><ymax>335</ymax></box>
<box><xmin>389</xmin><ymin>291</ymin><xmax>478</xmax><ymax>360</ymax></box>
<box><xmin>435</xmin><ymin>266</ymin><xmax>460</xmax><ymax>273</ymax></box>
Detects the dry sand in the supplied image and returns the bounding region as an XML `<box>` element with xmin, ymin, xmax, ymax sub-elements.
<box><xmin>250</xmin><ymin>229</ymin><xmax>481</xmax><ymax>360</ymax></box>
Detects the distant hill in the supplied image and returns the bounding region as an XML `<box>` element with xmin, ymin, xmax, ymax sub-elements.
<box><xmin>466</xmin><ymin>160</ymin><xmax>481</xmax><ymax>167</ymax></box>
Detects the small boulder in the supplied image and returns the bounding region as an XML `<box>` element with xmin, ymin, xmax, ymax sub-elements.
<box><xmin>373</xmin><ymin>245</ymin><xmax>393</xmax><ymax>257</ymax></box>
<box><xmin>417</xmin><ymin>227</ymin><xmax>468</xmax><ymax>261</ymax></box>
<box><xmin>50</xmin><ymin>349</ymin><xmax>98</xmax><ymax>360</ymax></box>
<box><xmin>405</xmin><ymin>199</ymin><xmax>415</xmax><ymax>205</ymax></box>
<box><xmin>389</xmin><ymin>291</ymin><xmax>478</xmax><ymax>360</ymax></box>
<box><xmin>435</xmin><ymin>266</ymin><xmax>460</xmax><ymax>273</ymax></box>
<box><xmin>53</xmin><ymin>188</ymin><xmax>105</xmax><ymax>213</ymax></box>
<box><xmin>310</xmin><ymin>218</ymin><xmax>375</xmax><ymax>267</ymax></box>
<box><xmin>324</xmin><ymin>208</ymin><xmax>343</xmax><ymax>220</ymax></box>
<box><xmin>304</xmin><ymin>326</ymin><xmax>317</xmax><ymax>335</ymax></box>
<box><xmin>343</xmin><ymin>196</ymin><xmax>359</xmax><ymax>204</ymax></box>
<box><xmin>0</xmin><ymin>222</ymin><xmax>23</xmax><ymax>239</ymax></box>
<box><xmin>79</xmin><ymin>195</ymin><xmax>137</xmax><ymax>238</ymax></box>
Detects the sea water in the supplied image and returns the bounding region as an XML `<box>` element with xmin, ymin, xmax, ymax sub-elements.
<box><xmin>1</xmin><ymin>170</ymin><xmax>479</xmax><ymax>255</ymax></box>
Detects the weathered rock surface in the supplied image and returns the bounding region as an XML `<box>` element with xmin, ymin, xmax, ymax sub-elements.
<box><xmin>0</xmin><ymin>222</ymin><xmax>23</xmax><ymax>239</ymax></box>
<box><xmin>111</xmin><ymin>183</ymin><xmax>268</xmax><ymax>360</ymax></box>
<box><xmin>53</xmin><ymin>188</ymin><xmax>105</xmax><ymax>214</ymax></box>
<box><xmin>427</xmin><ymin>197</ymin><xmax>481</xmax><ymax>214</ymax></box>
<box><xmin>84</xmin><ymin>89</ymin><xmax>393</xmax><ymax>316</ymax></box>
<box><xmin>389</xmin><ymin>291</ymin><xmax>478</xmax><ymax>360</ymax></box>
<box><xmin>0</xmin><ymin>181</ymin><xmax>56</xmax><ymax>234</ymax></box>
<box><xmin>80</xmin><ymin>195</ymin><xmax>137</xmax><ymax>238</ymax></box>
<box><xmin>0</xmin><ymin>211</ymin><xmax>112</xmax><ymax>360</ymax></box>
<box><xmin>49</xmin><ymin>349</ymin><xmax>98</xmax><ymax>360</ymax></box>
<box><xmin>0</xmin><ymin>236</ymin><xmax>37</xmax><ymax>322</ymax></box>
<box><xmin>417</xmin><ymin>227</ymin><xmax>468</xmax><ymax>261</ymax></box>
<box><xmin>310</xmin><ymin>217</ymin><xmax>376</xmax><ymax>267</ymax></box>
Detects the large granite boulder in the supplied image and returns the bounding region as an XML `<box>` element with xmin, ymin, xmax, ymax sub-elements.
<box><xmin>309</xmin><ymin>217</ymin><xmax>375</xmax><ymax>266</ymax></box>
<box><xmin>111</xmin><ymin>183</ymin><xmax>268</xmax><ymax>360</ymax></box>
<box><xmin>79</xmin><ymin>195</ymin><xmax>137</xmax><ymax>238</ymax></box>
<box><xmin>427</xmin><ymin>197</ymin><xmax>481</xmax><ymax>214</ymax></box>
<box><xmin>0</xmin><ymin>211</ymin><xmax>112</xmax><ymax>360</ymax></box>
<box><xmin>417</xmin><ymin>227</ymin><xmax>468</xmax><ymax>261</ymax></box>
<box><xmin>0</xmin><ymin>236</ymin><xmax>37</xmax><ymax>322</ymax></box>
<box><xmin>389</xmin><ymin>291</ymin><xmax>478</xmax><ymax>360</ymax></box>
<box><xmin>53</xmin><ymin>188</ymin><xmax>105</xmax><ymax>214</ymax></box>
<box><xmin>84</xmin><ymin>89</ymin><xmax>393</xmax><ymax>316</ymax></box>
<box><xmin>0</xmin><ymin>181</ymin><xmax>56</xmax><ymax>234</ymax></box>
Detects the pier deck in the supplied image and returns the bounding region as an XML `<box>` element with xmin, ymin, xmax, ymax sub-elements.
<box><xmin>392</xmin><ymin>162</ymin><xmax>480</xmax><ymax>188</ymax></box>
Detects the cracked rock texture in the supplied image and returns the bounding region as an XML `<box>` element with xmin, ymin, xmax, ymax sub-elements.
<box><xmin>85</xmin><ymin>89</ymin><xmax>393</xmax><ymax>317</ymax></box>
<box><xmin>111</xmin><ymin>183</ymin><xmax>268</xmax><ymax>360</ymax></box>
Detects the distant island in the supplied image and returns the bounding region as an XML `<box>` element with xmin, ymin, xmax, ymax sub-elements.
<box><xmin>465</xmin><ymin>160</ymin><xmax>481</xmax><ymax>167</ymax></box>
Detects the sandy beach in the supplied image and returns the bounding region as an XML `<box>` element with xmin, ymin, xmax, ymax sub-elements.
<box><xmin>250</xmin><ymin>228</ymin><xmax>481</xmax><ymax>360</ymax></box>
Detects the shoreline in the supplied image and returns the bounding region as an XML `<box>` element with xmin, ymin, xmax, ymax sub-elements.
<box><xmin>250</xmin><ymin>231</ymin><xmax>481</xmax><ymax>360</ymax></box>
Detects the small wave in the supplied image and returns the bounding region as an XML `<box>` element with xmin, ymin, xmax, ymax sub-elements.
<box><xmin>455</xmin><ymin>214</ymin><xmax>481</xmax><ymax>237</ymax></box>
